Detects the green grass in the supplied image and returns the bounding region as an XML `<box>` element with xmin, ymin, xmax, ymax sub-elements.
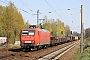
<box><xmin>74</xmin><ymin>37</ymin><xmax>90</xmax><ymax>60</ymax></box>
<box><xmin>74</xmin><ymin>47</ymin><xmax>90</xmax><ymax>60</ymax></box>
<box><xmin>85</xmin><ymin>37</ymin><xmax>90</xmax><ymax>41</ymax></box>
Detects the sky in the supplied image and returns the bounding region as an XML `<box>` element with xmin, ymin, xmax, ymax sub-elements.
<box><xmin>0</xmin><ymin>0</ymin><xmax>90</xmax><ymax>33</ymax></box>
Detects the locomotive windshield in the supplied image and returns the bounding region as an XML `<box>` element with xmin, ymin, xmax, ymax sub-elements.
<box><xmin>28</xmin><ymin>30</ymin><xmax>35</xmax><ymax>35</ymax></box>
<box><xmin>22</xmin><ymin>30</ymin><xmax>35</xmax><ymax>36</ymax></box>
<box><xmin>22</xmin><ymin>30</ymin><xmax>28</xmax><ymax>36</ymax></box>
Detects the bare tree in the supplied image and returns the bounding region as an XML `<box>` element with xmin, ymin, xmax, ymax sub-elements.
<box><xmin>85</xmin><ymin>28</ymin><xmax>90</xmax><ymax>38</ymax></box>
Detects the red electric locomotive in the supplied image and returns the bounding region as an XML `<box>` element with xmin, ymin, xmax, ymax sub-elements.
<box><xmin>20</xmin><ymin>26</ymin><xmax>50</xmax><ymax>51</ymax></box>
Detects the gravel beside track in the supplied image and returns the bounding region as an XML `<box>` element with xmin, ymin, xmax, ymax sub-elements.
<box><xmin>59</xmin><ymin>41</ymin><xmax>80</xmax><ymax>60</ymax></box>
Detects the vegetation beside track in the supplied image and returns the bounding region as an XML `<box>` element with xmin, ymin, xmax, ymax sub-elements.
<box><xmin>74</xmin><ymin>37</ymin><xmax>90</xmax><ymax>60</ymax></box>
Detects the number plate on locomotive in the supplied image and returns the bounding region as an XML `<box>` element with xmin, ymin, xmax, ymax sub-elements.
<box><xmin>25</xmin><ymin>41</ymin><xmax>31</xmax><ymax>43</ymax></box>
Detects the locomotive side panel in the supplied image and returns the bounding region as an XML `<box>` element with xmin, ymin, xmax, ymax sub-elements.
<box><xmin>38</xmin><ymin>29</ymin><xmax>50</xmax><ymax>46</ymax></box>
<box><xmin>34</xmin><ymin>29</ymin><xmax>39</xmax><ymax>46</ymax></box>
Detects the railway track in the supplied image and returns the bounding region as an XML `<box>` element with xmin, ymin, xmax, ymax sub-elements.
<box><xmin>37</xmin><ymin>41</ymin><xmax>78</xmax><ymax>60</ymax></box>
<box><xmin>0</xmin><ymin>41</ymin><xmax>78</xmax><ymax>60</ymax></box>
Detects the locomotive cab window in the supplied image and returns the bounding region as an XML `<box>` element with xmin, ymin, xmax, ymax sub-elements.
<box><xmin>22</xmin><ymin>30</ymin><xmax>28</xmax><ymax>36</ymax></box>
<box><xmin>28</xmin><ymin>30</ymin><xmax>35</xmax><ymax>35</ymax></box>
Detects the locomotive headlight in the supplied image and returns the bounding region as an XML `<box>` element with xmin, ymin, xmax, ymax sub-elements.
<box><xmin>32</xmin><ymin>41</ymin><xmax>34</xmax><ymax>43</ymax></box>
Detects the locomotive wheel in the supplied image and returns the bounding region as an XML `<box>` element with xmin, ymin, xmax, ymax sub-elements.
<box><xmin>22</xmin><ymin>48</ymin><xmax>26</xmax><ymax>52</ymax></box>
<box><xmin>44</xmin><ymin>45</ymin><xmax>49</xmax><ymax>49</ymax></box>
<box><xmin>42</xmin><ymin>45</ymin><xmax>45</xmax><ymax>49</ymax></box>
<box><xmin>22</xmin><ymin>48</ymin><xmax>30</xmax><ymax>52</ymax></box>
<box><xmin>35</xmin><ymin>46</ymin><xmax>39</xmax><ymax>51</ymax></box>
<box><xmin>26</xmin><ymin>48</ymin><xmax>30</xmax><ymax>52</ymax></box>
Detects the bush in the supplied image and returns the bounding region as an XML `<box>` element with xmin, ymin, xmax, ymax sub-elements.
<box><xmin>84</xmin><ymin>37</ymin><xmax>90</xmax><ymax>49</ymax></box>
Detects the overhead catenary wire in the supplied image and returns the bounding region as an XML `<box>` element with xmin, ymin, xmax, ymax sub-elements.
<box><xmin>53</xmin><ymin>0</ymin><xmax>59</xmax><ymax>10</ymax></box>
<box><xmin>0</xmin><ymin>0</ymin><xmax>8</xmax><ymax>4</ymax></box>
<box><xmin>0</xmin><ymin>0</ymin><xmax>29</xmax><ymax>14</ymax></box>
<box><xmin>53</xmin><ymin>0</ymin><xmax>80</xmax><ymax>32</ymax></box>
<box><xmin>52</xmin><ymin>0</ymin><xmax>75</xmax><ymax>23</ymax></box>
<box><xmin>0</xmin><ymin>0</ymin><xmax>36</xmax><ymax>19</ymax></box>
<box><xmin>4</xmin><ymin>0</ymin><xmax>9</xmax><ymax>2</ymax></box>
<box><xmin>50</xmin><ymin>0</ymin><xmax>80</xmax><ymax>29</ymax></box>
<box><xmin>45</xmin><ymin>0</ymin><xmax>63</xmax><ymax>21</ymax></box>
<box><xmin>45</xmin><ymin>0</ymin><xmax>75</xmax><ymax>30</ymax></box>
<box><xmin>20</xmin><ymin>0</ymin><xmax>33</xmax><ymax>12</ymax></box>
<box><xmin>19</xmin><ymin>0</ymin><xmax>36</xmax><ymax>18</ymax></box>
<box><xmin>18</xmin><ymin>8</ymin><xmax>36</xmax><ymax>19</ymax></box>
